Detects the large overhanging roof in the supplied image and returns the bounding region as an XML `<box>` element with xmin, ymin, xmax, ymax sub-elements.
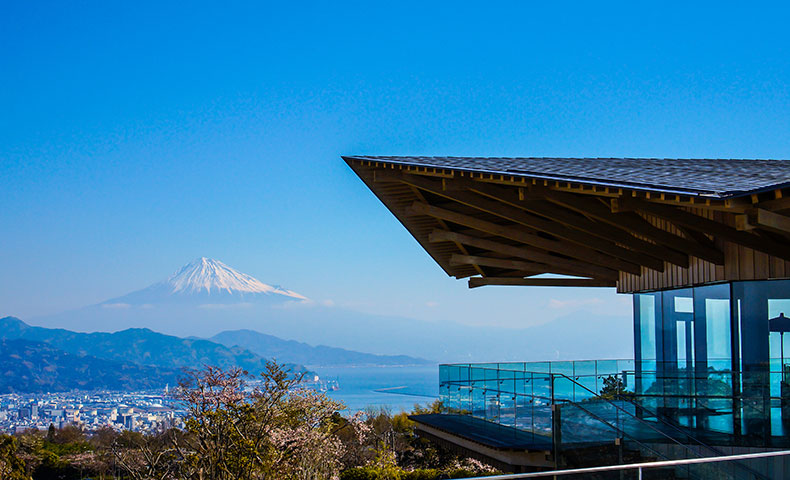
<box><xmin>344</xmin><ymin>156</ymin><xmax>790</xmax><ymax>292</ymax></box>
<box><xmin>348</xmin><ymin>156</ymin><xmax>790</xmax><ymax>198</ymax></box>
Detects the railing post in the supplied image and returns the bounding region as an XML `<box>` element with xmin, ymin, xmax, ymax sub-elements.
<box><xmin>551</xmin><ymin>401</ymin><xmax>561</xmax><ymax>472</ymax></box>
<box><xmin>549</xmin><ymin>373</ymin><xmax>559</xmax><ymax>473</ymax></box>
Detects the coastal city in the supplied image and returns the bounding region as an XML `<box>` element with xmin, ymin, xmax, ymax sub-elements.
<box><xmin>0</xmin><ymin>374</ymin><xmax>340</xmax><ymax>435</ymax></box>
<box><xmin>0</xmin><ymin>387</ymin><xmax>183</xmax><ymax>434</ymax></box>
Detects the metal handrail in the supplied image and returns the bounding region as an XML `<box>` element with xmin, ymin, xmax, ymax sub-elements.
<box><xmin>446</xmin><ymin>365</ymin><xmax>740</xmax><ymax>457</ymax></box>
<box><xmin>542</xmin><ymin>371</ymin><xmax>768</xmax><ymax>480</ymax></box>
<box><xmin>455</xmin><ymin>449</ymin><xmax>790</xmax><ymax>480</ymax></box>
<box><xmin>444</xmin><ymin>366</ymin><xmax>767</xmax><ymax>479</ymax></box>
<box><xmin>548</xmin><ymin>375</ymin><xmax>725</xmax><ymax>480</ymax></box>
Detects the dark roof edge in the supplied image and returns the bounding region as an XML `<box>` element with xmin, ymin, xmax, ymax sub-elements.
<box><xmin>343</xmin><ymin>155</ymin><xmax>790</xmax><ymax>199</ymax></box>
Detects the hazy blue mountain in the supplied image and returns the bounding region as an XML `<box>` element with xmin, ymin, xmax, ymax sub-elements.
<box><xmin>0</xmin><ymin>338</ymin><xmax>182</xmax><ymax>393</ymax></box>
<box><xmin>210</xmin><ymin>329</ymin><xmax>432</xmax><ymax>366</ymax></box>
<box><xmin>27</xmin><ymin>257</ymin><xmax>633</xmax><ymax>363</ymax></box>
<box><xmin>0</xmin><ymin>316</ymin><xmax>306</xmax><ymax>375</ymax></box>
<box><xmin>29</xmin><ymin>306</ymin><xmax>634</xmax><ymax>363</ymax></box>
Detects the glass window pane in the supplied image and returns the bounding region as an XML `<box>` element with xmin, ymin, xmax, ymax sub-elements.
<box><xmin>706</xmin><ymin>298</ymin><xmax>731</xmax><ymax>365</ymax></box>
<box><xmin>636</xmin><ymin>293</ymin><xmax>657</xmax><ymax>361</ymax></box>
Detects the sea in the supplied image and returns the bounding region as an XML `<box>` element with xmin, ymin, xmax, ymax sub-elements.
<box><xmin>309</xmin><ymin>364</ymin><xmax>440</xmax><ymax>414</ymax></box>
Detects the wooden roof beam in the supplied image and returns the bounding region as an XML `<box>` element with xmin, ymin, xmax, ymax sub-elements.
<box><xmin>468</xmin><ymin>277</ymin><xmax>617</xmax><ymax>288</ymax></box>
<box><xmin>449</xmin><ymin>254</ymin><xmax>549</xmax><ymax>275</ymax></box>
<box><xmin>754</xmin><ymin>195</ymin><xmax>790</xmax><ymax>212</ymax></box>
<box><xmin>533</xmin><ymin>186</ymin><xmax>725</xmax><ymax>265</ymax></box>
<box><xmin>429</xmin><ymin>229</ymin><xmax>620</xmax><ymax>280</ymax></box>
<box><xmin>614</xmin><ymin>197</ymin><xmax>790</xmax><ymax>262</ymax></box>
<box><xmin>736</xmin><ymin>208</ymin><xmax>790</xmax><ymax>236</ymax></box>
<box><xmin>466</xmin><ymin>183</ymin><xmax>690</xmax><ymax>268</ymax></box>
<box><xmin>389</xmin><ymin>172</ymin><xmax>665</xmax><ymax>271</ymax></box>
<box><xmin>408</xmin><ymin>201</ymin><xmax>643</xmax><ymax>275</ymax></box>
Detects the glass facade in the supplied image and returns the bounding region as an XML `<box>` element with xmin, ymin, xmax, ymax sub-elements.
<box><xmin>437</xmin><ymin>279</ymin><xmax>790</xmax><ymax>453</ymax></box>
<box><xmin>632</xmin><ymin>279</ymin><xmax>790</xmax><ymax>445</ymax></box>
<box><xmin>438</xmin><ymin>360</ymin><xmax>756</xmax><ymax>478</ymax></box>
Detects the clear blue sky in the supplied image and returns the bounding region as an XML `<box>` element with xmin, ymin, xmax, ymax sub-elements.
<box><xmin>2</xmin><ymin>1</ymin><xmax>789</xmax><ymax>328</ymax></box>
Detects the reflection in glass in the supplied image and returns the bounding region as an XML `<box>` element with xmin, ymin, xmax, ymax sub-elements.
<box><xmin>637</xmin><ymin>294</ymin><xmax>657</xmax><ymax>362</ymax></box>
<box><xmin>705</xmin><ymin>298</ymin><xmax>731</xmax><ymax>368</ymax></box>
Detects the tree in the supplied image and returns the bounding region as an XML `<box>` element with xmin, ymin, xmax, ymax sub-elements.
<box><xmin>599</xmin><ymin>374</ymin><xmax>632</xmax><ymax>399</ymax></box>
<box><xmin>171</xmin><ymin>361</ymin><xmax>346</xmax><ymax>480</ymax></box>
<box><xmin>113</xmin><ymin>429</ymin><xmax>182</xmax><ymax>480</ymax></box>
<box><xmin>0</xmin><ymin>435</ymin><xmax>29</xmax><ymax>480</ymax></box>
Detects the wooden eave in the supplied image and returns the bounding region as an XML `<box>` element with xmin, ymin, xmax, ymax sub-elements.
<box><xmin>345</xmin><ymin>157</ymin><xmax>790</xmax><ymax>293</ymax></box>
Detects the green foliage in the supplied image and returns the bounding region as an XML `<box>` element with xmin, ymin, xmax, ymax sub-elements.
<box><xmin>411</xmin><ymin>400</ymin><xmax>444</xmax><ymax>415</ymax></box>
<box><xmin>599</xmin><ymin>375</ymin><xmax>634</xmax><ymax>400</ymax></box>
<box><xmin>39</xmin><ymin>426</ymin><xmax>91</xmax><ymax>458</ymax></box>
<box><xmin>341</xmin><ymin>466</ymin><xmax>382</xmax><ymax>480</ymax></box>
<box><xmin>444</xmin><ymin>468</ymin><xmax>493</xmax><ymax>478</ymax></box>
<box><xmin>401</xmin><ymin>468</ymin><xmax>441</xmax><ymax>480</ymax></box>
<box><xmin>371</xmin><ymin>447</ymin><xmax>401</xmax><ymax>480</ymax></box>
<box><xmin>340</xmin><ymin>466</ymin><xmax>497</xmax><ymax>480</ymax></box>
<box><xmin>0</xmin><ymin>434</ymin><xmax>29</xmax><ymax>480</ymax></box>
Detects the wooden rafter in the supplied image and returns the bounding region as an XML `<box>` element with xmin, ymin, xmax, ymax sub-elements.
<box><xmin>614</xmin><ymin>196</ymin><xmax>790</xmax><ymax>262</ymax></box>
<box><xmin>428</xmin><ymin>229</ymin><xmax>620</xmax><ymax>280</ymax></box>
<box><xmin>449</xmin><ymin>254</ymin><xmax>549</xmax><ymax>275</ymax></box>
<box><xmin>406</xmin><ymin>183</ymin><xmax>486</xmax><ymax>277</ymax></box>
<box><xmin>529</xmin><ymin>185</ymin><xmax>725</xmax><ymax>264</ymax></box>
<box><xmin>465</xmin><ymin>183</ymin><xmax>690</xmax><ymax>268</ymax></box>
<box><xmin>345</xmin><ymin>158</ymin><xmax>790</xmax><ymax>292</ymax></box>
<box><xmin>408</xmin><ymin>201</ymin><xmax>643</xmax><ymax>275</ymax></box>
<box><xmin>736</xmin><ymin>208</ymin><xmax>790</xmax><ymax>236</ymax></box>
<box><xmin>386</xmin><ymin>172</ymin><xmax>667</xmax><ymax>271</ymax></box>
<box><xmin>468</xmin><ymin>277</ymin><xmax>616</xmax><ymax>288</ymax></box>
<box><xmin>755</xmin><ymin>195</ymin><xmax>790</xmax><ymax>212</ymax></box>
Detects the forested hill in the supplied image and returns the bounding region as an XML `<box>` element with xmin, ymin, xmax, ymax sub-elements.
<box><xmin>0</xmin><ymin>338</ymin><xmax>183</xmax><ymax>393</ymax></box>
<box><xmin>0</xmin><ymin>316</ymin><xmax>308</xmax><ymax>377</ymax></box>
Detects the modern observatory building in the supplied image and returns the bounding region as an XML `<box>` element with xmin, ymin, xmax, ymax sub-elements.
<box><xmin>345</xmin><ymin>156</ymin><xmax>790</xmax><ymax>479</ymax></box>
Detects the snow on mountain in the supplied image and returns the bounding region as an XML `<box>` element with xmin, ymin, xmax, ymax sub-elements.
<box><xmin>167</xmin><ymin>257</ymin><xmax>306</xmax><ymax>298</ymax></box>
<box><xmin>101</xmin><ymin>257</ymin><xmax>308</xmax><ymax>305</ymax></box>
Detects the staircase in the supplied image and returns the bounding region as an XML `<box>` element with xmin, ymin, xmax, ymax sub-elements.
<box><xmin>549</xmin><ymin>372</ymin><xmax>768</xmax><ymax>480</ymax></box>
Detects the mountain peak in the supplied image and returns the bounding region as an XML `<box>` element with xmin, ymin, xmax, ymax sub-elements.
<box><xmin>100</xmin><ymin>258</ymin><xmax>309</xmax><ymax>306</ymax></box>
<box><xmin>165</xmin><ymin>258</ymin><xmax>307</xmax><ymax>300</ymax></box>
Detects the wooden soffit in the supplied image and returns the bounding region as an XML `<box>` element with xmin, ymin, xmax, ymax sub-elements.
<box><xmin>344</xmin><ymin>157</ymin><xmax>790</xmax><ymax>293</ymax></box>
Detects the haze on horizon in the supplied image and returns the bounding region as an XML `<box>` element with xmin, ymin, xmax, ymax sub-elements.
<box><xmin>2</xmin><ymin>1</ymin><xmax>790</xmax><ymax>340</ymax></box>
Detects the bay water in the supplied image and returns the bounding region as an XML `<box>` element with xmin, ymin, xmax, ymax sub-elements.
<box><xmin>309</xmin><ymin>364</ymin><xmax>439</xmax><ymax>414</ymax></box>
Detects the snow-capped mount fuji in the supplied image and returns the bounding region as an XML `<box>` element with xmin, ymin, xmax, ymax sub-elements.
<box><xmin>102</xmin><ymin>257</ymin><xmax>308</xmax><ymax>306</ymax></box>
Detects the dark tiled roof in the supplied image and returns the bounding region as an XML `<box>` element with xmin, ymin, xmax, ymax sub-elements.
<box><xmin>344</xmin><ymin>156</ymin><xmax>790</xmax><ymax>198</ymax></box>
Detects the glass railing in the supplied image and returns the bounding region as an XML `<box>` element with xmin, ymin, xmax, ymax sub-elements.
<box><xmin>439</xmin><ymin>359</ymin><xmax>789</xmax><ymax>478</ymax></box>
<box><xmin>441</xmin><ymin>359</ymin><xmax>790</xmax><ymax>443</ymax></box>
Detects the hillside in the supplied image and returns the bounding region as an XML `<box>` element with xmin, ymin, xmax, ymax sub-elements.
<box><xmin>0</xmin><ymin>317</ymin><xmax>306</xmax><ymax>375</ymax></box>
<box><xmin>210</xmin><ymin>329</ymin><xmax>432</xmax><ymax>366</ymax></box>
<box><xmin>0</xmin><ymin>339</ymin><xmax>183</xmax><ymax>393</ymax></box>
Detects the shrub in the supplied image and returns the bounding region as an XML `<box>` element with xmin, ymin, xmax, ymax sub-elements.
<box><xmin>340</xmin><ymin>466</ymin><xmax>387</xmax><ymax>480</ymax></box>
<box><xmin>401</xmin><ymin>468</ymin><xmax>442</xmax><ymax>480</ymax></box>
<box><xmin>341</xmin><ymin>466</ymin><xmax>493</xmax><ymax>480</ymax></box>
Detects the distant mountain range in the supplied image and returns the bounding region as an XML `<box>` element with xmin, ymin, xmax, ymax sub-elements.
<box><xmin>0</xmin><ymin>315</ymin><xmax>429</xmax><ymax>392</ymax></box>
<box><xmin>210</xmin><ymin>330</ymin><xmax>431</xmax><ymax>366</ymax></box>
<box><xmin>27</xmin><ymin>257</ymin><xmax>633</xmax><ymax>363</ymax></box>
<box><xmin>0</xmin><ymin>339</ymin><xmax>183</xmax><ymax>393</ymax></box>
<box><xmin>0</xmin><ymin>316</ymin><xmax>285</xmax><ymax>373</ymax></box>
